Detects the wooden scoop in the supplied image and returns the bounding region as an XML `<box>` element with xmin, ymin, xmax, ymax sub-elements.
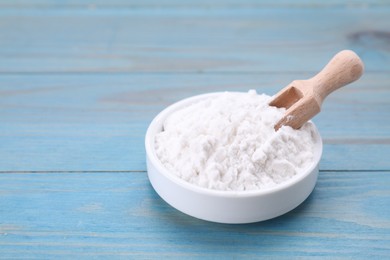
<box><xmin>269</xmin><ymin>50</ymin><xmax>364</xmax><ymax>130</ymax></box>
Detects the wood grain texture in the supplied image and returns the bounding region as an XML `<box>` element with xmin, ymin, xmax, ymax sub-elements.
<box><xmin>0</xmin><ymin>5</ymin><xmax>389</xmax><ymax>73</ymax></box>
<box><xmin>0</xmin><ymin>171</ymin><xmax>389</xmax><ymax>258</ymax></box>
<box><xmin>0</xmin><ymin>0</ymin><xmax>389</xmax><ymax>258</ymax></box>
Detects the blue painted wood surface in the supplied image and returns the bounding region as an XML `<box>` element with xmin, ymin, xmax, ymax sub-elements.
<box><xmin>0</xmin><ymin>1</ymin><xmax>389</xmax><ymax>258</ymax></box>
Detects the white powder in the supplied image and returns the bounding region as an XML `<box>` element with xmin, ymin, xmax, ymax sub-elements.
<box><xmin>155</xmin><ymin>90</ymin><xmax>317</xmax><ymax>191</ymax></box>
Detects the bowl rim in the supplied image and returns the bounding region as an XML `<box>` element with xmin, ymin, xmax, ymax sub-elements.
<box><xmin>145</xmin><ymin>91</ymin><xmax>323</xmax><ymax>198</ymax></box>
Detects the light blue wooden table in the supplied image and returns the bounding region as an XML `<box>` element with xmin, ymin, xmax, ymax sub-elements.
<box><xmin>1</xmin><ymin>1</ymin><xmax>389</xmax><ymax>258</ymax></box>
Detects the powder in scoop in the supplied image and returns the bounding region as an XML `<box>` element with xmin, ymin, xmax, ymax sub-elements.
<box><xmin>155</xmin><ymin>90</ymin><xmax>317</xmax><ymax>191</ymax></box>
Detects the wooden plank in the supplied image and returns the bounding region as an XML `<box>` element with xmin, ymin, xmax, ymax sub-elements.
<box><xmin>0</xmin><ymin>171</ymin><xmax>389</xmax><ymax>258</ymax></box>
<box><xmin>0</xmin><ymin>73</ymin><xmax>387</xmax><ymax>131</ymax></box>
<box><xmin>1</xmin><ymin>73</ymin><xmax>389</xmax><ymax>171</ymax></box>
<box><xmin>0</xmin><ymin>7</ymin><xmax>389</xmax><ymax>73</ymax></box>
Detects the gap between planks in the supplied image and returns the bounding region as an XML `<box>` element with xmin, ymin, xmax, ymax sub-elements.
<box><xmin>0</xmin><ymin>170</ymin><xmax>145</xmax><ymax>174</ymax></box>
<box><xmin>0</xmin><ymin>71</ymin><xmax>388</xmax><ymax>76</ymax></box>
<box><xmin>0</xmin><ymin>170</ymin><xmax>389</xmax><ymax>174</ymax></box>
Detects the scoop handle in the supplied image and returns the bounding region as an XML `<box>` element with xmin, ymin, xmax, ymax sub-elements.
<box><xmin>308</xmin><ymin>50</ymin><xmax>364</xmax><ymax>102</ymax></box>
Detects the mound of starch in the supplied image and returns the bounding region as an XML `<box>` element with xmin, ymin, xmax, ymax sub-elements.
<box><xmin>155</xmin><ymin>90</ymin><xmax>317</xmax><ymax>191</ymax></box>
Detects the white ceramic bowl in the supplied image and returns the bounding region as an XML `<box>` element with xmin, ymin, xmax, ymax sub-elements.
<box><xmin>145</xmin><ymin>92</ymin><xmax>323</xmax><ymax>224</ymax></box>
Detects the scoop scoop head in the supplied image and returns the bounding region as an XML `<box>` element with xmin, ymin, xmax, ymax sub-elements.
<box><xmin>270</xmin><ymin>50</ymin><xmax>364</xmax><ymax>130</ymax></box>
